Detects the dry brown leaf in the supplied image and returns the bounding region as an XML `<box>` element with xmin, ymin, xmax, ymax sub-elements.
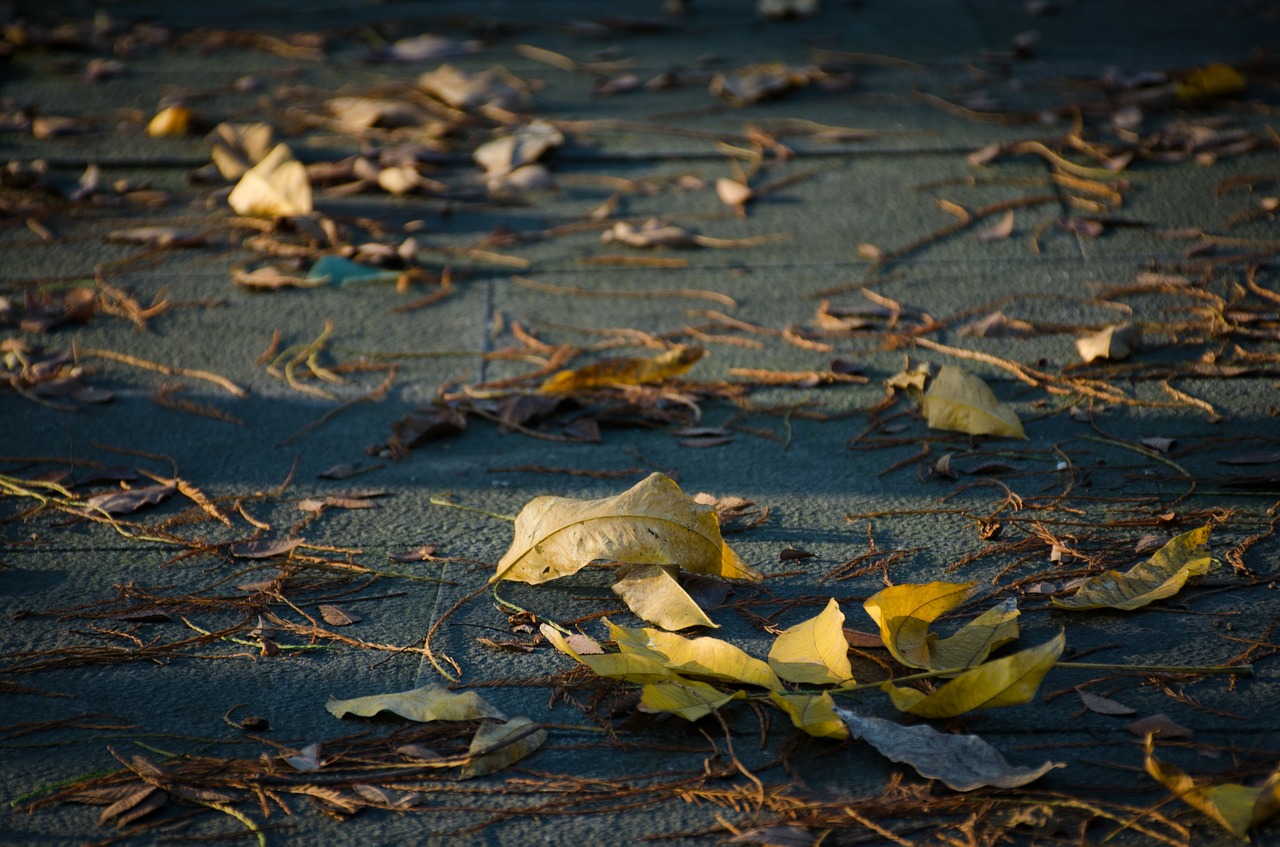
<box><xmin>318</xmin><ymin>605</ymin><xmax>363</xmax><ymax>626</ymax></box>
<box><xmin>539</xmin><ymin>345</ymin><xmax>704</xmax><ymax>393</ymax></box>
<box><xmin>1077</xmin><ymin>689</ymin><xmax>1136</xmax><ymax>716</ymax></box>
<box><xmin>210</xmin><ymin>122</ymin><xmax>275</xmax><ymax>180</ymax></box>
<box><xmin>1128</xmin><ymin>713</ymin><xmax>1194</xmax><ymax>740</ymax></box>
<box><xmin>227</xmin><ymin>144</ymin><xmax>312</xmax><ymax>217</ymax></box>
<box><xmin>1076</xmin><ymin>322</ymin><xmax>1140</xmax><ymax>363</ymax></box>
<box><xmin>419</xmin><ymin>64</ymin><xmax>524</xmax><ymax>110</ymax></box>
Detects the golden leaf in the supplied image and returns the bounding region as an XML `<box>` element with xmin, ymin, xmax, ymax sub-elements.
<box><xmin>538</xmin><ymin>345</ymin><xmax>704</xmax><ymax>394</ymax></box>
<box><xmin>864</xmin><ymin>581</ymin><xmax>981</xmax><ymax>670</ymax></box>
<box><xmin>211</xmin><ymin>122</ymin><xmax>275</xmax><ymax>180</ymax></box>
<box><xmin>770</xmin><ymin>691</ymin><xmax>850</xmax><ymax>740</ymax></box>
<box><xmin>226</xmin><ymin>144</ymin><xmax>312</xmax><ymax>218</ymax></box>
<box><xmin>326</xmin><ymin>684</ymin><xmax>504</xmax><ymax>722</ymax></box>
<box><xmin>540</xmin><ymin>624</ymin><xmax>673</xmax><ymax>683</ymax></box>
<box><xmin>639</xmin><ymin>680</ymin><xmax>745</xmax><ymax>721</ymax></box>
<box><xmin>1052</xmin><ymin>526</ymin><xmax>1212</xmax><ymax>611</ymax></box>
<box><xmin>767</xmin><ymin>598</ymin><xmax>853</xmax><ymax>685</ymax></box>
<box><xmin>147</xmin><ymin>105</ymin><xmax>191</xmax><ymax>137</ymax></box>
<box><xmin>1144</xmin><ymin>735</ymin><xmax>1260</xmax><ymax>837</ymax></box>
<box><xmin>491</xmin><ymin>472</ymin><xmax>759</xmax><ymax>584</ymax></box>
<box><xmin>882</xmin><ymin>632</ymin><xmax>1064</xmax><ymax>718</ymax></box>
<box><xmin>921</xmin><ymin>365</ymin><xmax>1026</xmax><ymax>439</ymax></box>
<box><xmin>608</xmin><ymin>620</ymin><xmax>782</xmax><ymax>690</ymax></box>
<box><xmin>1176</xmin><ymin>63</ymin><xmax>1246</xmax><ymax>103</ymax></box>
<box><xmin>612</xmin><ymin>565</ymin><xmax>717</xmax><ymax>631</ymax></box>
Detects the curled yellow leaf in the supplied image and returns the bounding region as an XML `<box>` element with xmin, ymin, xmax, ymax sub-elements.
<box><xmin>863</xmin><ymin>581</ymin><xmax>977</xmax><ymax>669</ymax></box>
<box><xmin>608</xmin><ymin>621</ymin><xmax>782</xmax><ymax>690</ymax></box>
<box><xmin>326</xmin><ymin>684</ymin><xmax>504</xmax><ymax>722</ymax></box>
<box><xmin>226</xmin><ymin>143</ymin><xmax>312</xmax><ymax>218</ymax></box>
<box><xmin>770</xmin><ymin>691</ymin><xmax>849</xmax><ymax>740</ymax></box>
<box><xmin>611</xmin><ymin>564</ymin><xmax>717</xmax><ymax>631</ymax></box>
<box><xmin>1145</xmin><ymin>735</ymin><xmax>1263</xmax><ymax>837</ymax></box>
<box><xmin>492</xmin><ymin>472</ymin><xmax>759</xmax><ymax>584</ymax></box>
<box><xmin>639</xmin><ymin>680</ymin><xmax>745</xmax><ymax>721</ymax></box>
<box><xmin>540</xmin><ymin>624</ymin><xmax>672</xmax><ymax>683</ymax></box>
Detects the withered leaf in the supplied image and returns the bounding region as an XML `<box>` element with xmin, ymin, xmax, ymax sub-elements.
<box><xmin>318</xmin><ymin>605</ymin><xmax>362</xmax><ymax>626</ymax></box>
<box><xmin>210</xmin><ymin>122</ymin><xmax>275</xmax><ymax>180</ymax></box>
<box><xmin>230</xmin><ymin>538</ymin><xmax>304</xmax><ymax>559</ymax></box>
<box><xmin>106</xmin><ymin>227</ymin><xmax>206</xmax><ymax>248</ymax></box>
<box><xmin>1077</xmin><ymin>689</ymin><xmax>1135</xmax><ymax>716</ymax></box>
<box><xmin>459</xmin><ymin>717</ymin><xmax>547</xmax><ymax>779</ymax></box>
<box><xmin>973</xmin><ymin>210</ymin><xmax>1015</xmax><ymax>242</ymax></box>
<box><xmin>285</xmin><ymin>741</ymin><xmax>324</xmax><ymax>772</ymax></box>
<box><xmin>81</xmin><ymin>484</ymin><xmax>175</xmax><ymax>516</ymax></box>
<box><xmin>419</xmin><ymin>65</ymin><xmax>524</xmax><ymax>111</ymax></box>
<box><xmin>329</xmin><ymin>97</ymin><xmax>429</xmax><ymax>131</ymax></box>
<box><xmin>1076</xmin><ymin>322</ymin><xmax>1140</xmax><ymax>363</ymax></box>
<box><xmin>838</xmin><ymin>708</ymin><xmax>1064</xmax><ymax>792</ymax></box>
<box><xmin>147</xmin><ymin>105</ymin><xmax>192</xmax><ymax>137</ymax></box>
<box><xmin>539</xmin><ymin>345</ymin><xmax>704</xmax><ymax>394</ymax></box>
<box><xmin>327</xmin><ymin>684</ymin><xmax>505</xmax><ymax>723</ymax></box>
<box><xmin>98</xmin><ymin>786</ymin><xmax>162</xmax><ymax>827</ymax></box>
<box><xmin>1128</xmin><ymin>713</ymin><xmax>1194</xmax><ymax>740</ymax></box>
<box><xmin>710</xmin><ymin>62</ymin><xmax>813</xmax><ymax>105</ymax></box>
<box><xmin>319</xmin><ymin>463</ymin><xmax>356</xmax><ymax>479</ymax></box>
<box><xmin>922</xmin><ymin>366</ymin><xmax>1026</xmax><ymax>439</ymax></box>
<box><xmin>475</xmin><ymin>121</ymin><xmax>563</xmax><ymax>179</ymax></box>
<box><xmin>226</xmin><ymin>144</ymin><xmax>312</xmax><ymax>218</ymax></box>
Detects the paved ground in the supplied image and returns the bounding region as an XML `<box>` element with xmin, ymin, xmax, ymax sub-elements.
<box><xmin>2</xmin><ymin>1</ymin><xmax>1280</xmax><ymax>845</ymax></box>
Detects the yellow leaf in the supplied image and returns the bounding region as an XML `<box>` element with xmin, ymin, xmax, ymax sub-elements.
<box><xmin>147</xmin><ymin>105</ymin><xmax>192</xmax><ymax>137</ymax></box>
<box><xmin>609</xmin><ymin>621</ymin><xmax>782</xmax><ymax>690</ymax></box>
<box><xmin>611</xmin><ymin>565</ymin><xmax>717</xmax><ymax>631</ymax></box>
<box><xmin>538</xmin><ymin>345</ymin><xmax>705</xmax><ymax>394</ymax></box>
<box><xmin>1053</xmin><ymin>526</ymin><xmax>1212</xmax><ymax>611</ymax></box>
<box><xmin>1176</xmin><ymin>63</ymin><xmax>1246</xmax><ymax>103</ymax></box>
<box><xmin>770</xmin><ymin>691</ymin><xmax>850</xmax><ymax>740</ymax></box>
<box><xmin>491</xmin><ymin>472</ymin><xmax>759</xmax><ymax>585</ymax></box>
<box><xmin>639</xmin><ymin>680</ymin><xmax>745</xmax><ymax>721</ymax></box>
<box><xmin>459</xmin><ymin>716</ymin><xmax>547</xmax><ymax>779</ymax></box>
<box><xmin>921</xmin><ymin>365</ymin><xmax>1026</xmax><ymax>439</ymax></box>
<box><xmin>883</xmin><ymin>632</ymin><xmax>1064</xmax><ymax>718</ymax></box>
<box><xmin>540</xmin><ymin>624</ymin><xmax>673</xmax><ymax>683</ymax></box>
<box><xmin>326</xmin><ymin>684</ymin><xmax>504</xmax><ymax>722</ymax></box>
<box><xmin>863</xmin><ymin>581</ymin><xmax>977</xmax><ymax>670</ymax></box>
<box><xmin>1076</xmin><ymin>322</ymin><xmax>1140</xmax><ymax>363</ymax></box>
<box><xmin>227</xmin><ymin>143</ymin><xmax>313</xmax><ymax>218</ymax></box>
<box><xmin>768</xmin><ymin>598</ymin><xmax>853</xmax><ymax>685</ymax></box>
<box><xmin>1251</xmin><ymin>768</ymin><xmax>1280</xmax><ymax>830</ymax></box>
<box><xmin>928</xmin><ymin>597</ymin><xmax>1021</xmax><ymax>672</ymax></box>
<box><xmin>1144</xmin><ymin>735</ymin><xmax>1257</xmax><ymax>837</ymax></box>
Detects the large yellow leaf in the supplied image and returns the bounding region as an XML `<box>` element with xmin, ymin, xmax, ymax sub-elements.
<box><xmin>326</xmin><ymin>684</ymin><xmax>504</xmax><ymax>722</ymax></box>
<box><xmin>459</xmin><ymin>716</ymin><xmax>547</xmax><ymax>779</ymax></box>
<box><xmin>921</xmin><ymin>365</ymin><xmax>1026</xmax><ymax>439</ymax></box>
<box><xmin>226</xmin><ymin>143</ymin><xmax>312</xmax><ymax>218</ymax></box>
<box><xmin>1053</xmin><ymin>526</ymin><xmax>1212</xmax><ymax>611</ymax></box>
<box><xmin>608</xmin><ymin>621</ymin><xmax>782</xmax><ymax>690</ymax></box>
<box><xmin>538</xmin><ymin>345</ymin><xmax>704</xmax><ymax>394</ymax></box>
<box><xmin>864</xmin><ymin>582</ymin><xmax>976</xmax><ymax>669</ymax></box>
<box><xmin>770</xmin><ymin>691</ymin><xmax>850</xmax><ymax>740</ymax></box>
<box><xmin>839</xmin><ymin>708</ymin><xmax>1063</xmax><ymax>791</ymax></box>
<box><xmin>540</xmin><ymin>624</ymin><xmax>673</xmax><ymax>683</ymax></box>
<box><xmin>491</xmin><ymin>473</ymin><xmax>759</xmax><ymax>584</ymax></box>
<box><xmin>883</xmin><ymin>632</ymin><xmax>1064</xmax><ymax>718</ymax></box>
<box><xmin>611</xmin><ymin>565</ymin><xmax>717</xmax><ymax>631</ymax></box>
<box><xmin>768</xmin><ymin>598</ymin><xmax>853</xmax><ymax>685</ymax></box>
<box><xmin>1144</xmin><ymin>735</ymin><xmax>1262</xmax><ymax>837</ymax></box>
<box><xmin>639</xmin><ymin>680</ymin><xmax>745</xmax><ymax>721</ymax></box>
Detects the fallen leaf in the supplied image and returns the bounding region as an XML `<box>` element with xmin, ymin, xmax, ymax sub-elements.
<box><xmin>839</xmin><ymin>708</ymin><xmax>1064</xmax><ymax>791</ymax></box>
<box><xmin>716</xmin><ymin>178</ymin><xmax>753</xmax><ymax>208</ymax></box>
<box><xmin>539</xmin><ymin>346</ymin><xmax>704</xmax><ymax>394</ymax></box>
<box><xmin>612</xmin><ymin>565</ymin><xmax>717</xmax><ymax>631</ymax></box>
<box><xmin>318</xmin><ymin>605</ymin><xmax>362</xmax><ymax>626</ymax></box>
<box><xmin>882</xmin><ymin>632</ymin><xmax>1065</xmax><ymax>718</ymax></box>
<box><xmin>1076</xmin><ymin>322</ymin><xmax>1140</xmax><ymax>363</ymax></box>
<box><xmin>419</xmin><ymin>64</ymin><xmax>523</xmax><ymax>111</ymax></box>
<box><xmin>639</xmin><ymin>679</ymin><xmax>745</xmax><ymax>720</ymax></box>
<box><xmin>459</xmin><ymin>716</ymin><xmax>546</xmax><ymax>779</ymax></box>
<box><xmin>106</xmin><ymin>227</ymin><xmax>205</xmax><ymax>248</ymax></box>
<box><xmin>864</xmin><ymin>582</ymin><xmax>1019</xmax><ymax>671</ymax></box>
<box><xmin>768</xmin><ymin>598</ymin><xmax>853</xmax><ymax>685</ymax></box>
<box><xmin>922</xmin><ymin>366</ymin><xmax>1027</xmax><ymax>439</ymax></box>
<box><xmin>769</xmin><ymin>691</ymin><xmax>850</xmax><ymax>739</ymax></box>
<box><xmin>387</xmin><ymin>33</ymin><xmax>480</xmax><ymax>61</ymax></box>
<box><xmin>284</xmin><ymin>742</ymin><xmax>323</xmax><ymax>772</ymax></box>
<box><xmin>1077</xmin><ymin>689</ymin><xmax>1135</xmax><ymax>716</ymax></box>
<box><xmin>326</xmin><ymin>684</ymin><xmax>505</xmax><ymax>722</ymax></box>
<box><xmin>710</xmin><ymin>62</ymin><xmax>813</xmax><ymax>105</ymax></box>
<box><xmin>973</xmin><ymin>210</ymin><xmax>1014</xmax><ymax>242</ymax></box>
<box><xmin>728</xmin><ymin>824</ymin><xmax>817</xmax><ymax>847</ymax></box>
<box><xmin>232</xmin><ymin>265</ymin><xmax>320</xmax><ymax>290</ymax></box>
<box><xmin>147</xmin><ymin>105</ymin><xmax>192</xmax><ymax>137</ymax></box>
<box><xmin>1052</xmin><ymin>525</ymin><xmax>1212</xmax><ymax>611</ymax></box>
<box><xmin>1128</xmin><ymin>713</ymin><xmax>1194</xmax><ymax>740</ymax></box>
<box><xmin>541</xmin><ymin>624</ymin><xmax>674</xmax><ymax>683</ymax></box>
<box><xmin>1176</xmin><ymin>63</ymin><xmax>1246</xmax><ymax>102</ymax></box>
<box><xmin>230</xmin><ymin>538</ymin><xmax>303</xmax><ymax>559</ymax></box>
<box><xmin>491</xmin><ymin>472</ymin><xmax>760</xmax><ymax>584</ymax></box>
<box><xmin>210</xmin><ymin>122</ymin><xmax>275</xmax><ymax>180</ymax></box>
<box><xmin>611</xmin><ymin>621</ymin><xmax>783</xmax><ymax>690</ymax></box>
<box><xmin>80</xmin><ymin>483</ymin><xmax>175</xmax><ymax>516</ymax></box>
<box><xmin>328</xmin><ymin>97</ymin><xmax>428</xmax><ymax>131</ymax></box>
<box><xmin>227</xmin><ymin>144</ymin><xmax>312</xmax><ymax>218</ymax></box>
<box><xmin>957</xmin><ymin>311</ymin><xmax>1035</xmax><ymax>338</ymax></box>
<box><xmin>474</xmin><ymin>120</ymin><xmax>563</xmax><ymax>178</ymax></box>
<box><xmin>1140</xmin><ymin>436</ymin><xmax>1175</xmax><ymax>455</ymax></box>
<box><xmin>1145</xmin><ymin>735</ymin><xmax>1261</xmax><ymax>837</ymax></box>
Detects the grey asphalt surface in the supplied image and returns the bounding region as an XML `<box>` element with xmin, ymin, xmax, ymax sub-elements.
<box><xmin>2</xmin><ymin>1</ymin><xmax>1280</xmax><ymax>845</ymax></box>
